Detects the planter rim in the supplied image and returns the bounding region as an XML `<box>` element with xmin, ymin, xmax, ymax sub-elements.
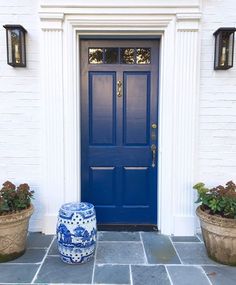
<box><xmin>0</xmin><ymin>204</ymin><xmax>34</xmax><ymax>225</ymax></box>
<box><xmin>196</xmin><ymin>205</ymin><xmax>236</xmax><ymax>228</ymax></box>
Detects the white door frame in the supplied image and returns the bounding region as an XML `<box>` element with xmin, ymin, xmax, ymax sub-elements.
<box><xmin>39</xmin><ymin>1</ymin><xmax>201</xmax><ymax>236</ymax></box>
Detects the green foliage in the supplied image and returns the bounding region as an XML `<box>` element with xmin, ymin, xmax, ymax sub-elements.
<box><xmin>193</xmin><ymin>181</ymin><xmax>236</xmax><ymax>219</ymax></box>
<box><xmin>0</xmin><ymin>181</ymin><xmax>34</xmax><ymax>215</ymax></box>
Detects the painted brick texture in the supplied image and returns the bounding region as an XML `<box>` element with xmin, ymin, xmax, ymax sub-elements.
<box><xmin>199</xmin><ymin>0</ymin><xmax>236</xmax><ymax>186</ymax></box>
<box><xmin>0</xmin><ymin>0</ymin><xmax>42</xmax><ymax>230</ymax></box>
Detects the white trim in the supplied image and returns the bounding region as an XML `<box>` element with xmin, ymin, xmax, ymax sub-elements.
<box><xmin>176</xmin><ymin>13</ymin><xmax>202</xmax><ymax>20</ymax></box>
<box><xmin>39</xmin><ymin>2</ymin><xmax>201</xmax><ymax>236</ymax></box>
<box><xmin>157</xmin><ymin>18</ymin><xmax>176</xmax><ymax>235</ymax></box>
<box><xmin>40</xmin><ymin>0</ymin><xmax>200</xmax><ymax>9</ymax></box>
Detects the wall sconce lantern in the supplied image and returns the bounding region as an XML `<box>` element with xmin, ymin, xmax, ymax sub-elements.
<box><xmin>214</xmin><ymin>27</ymin><xmax>236</xmax><ymax>70</ymax></box>
<box><xmin>3</xmin><ymin>25</ymin><xmax>27</xmax><ymax>67</ymax></box>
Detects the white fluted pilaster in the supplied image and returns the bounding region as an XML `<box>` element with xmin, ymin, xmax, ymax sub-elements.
<box><xmin>172</xmin><ymin>18</ymin><xmax>200</xmax><ymax>235</ymax></box>
<box><xmin>40</xmin><ymin>15</ymin><xmax>65</xmax><ymax>233</ymax></box>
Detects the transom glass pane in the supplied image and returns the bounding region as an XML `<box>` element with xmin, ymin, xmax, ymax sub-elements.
<box><xmin>88</xmin><ymin>47</ymin><xmax>151</xmax><ymax>64</ymax></box>
<box><xmin>137</xmin><ymin>48</ymin><xmax>151</xmax><ymax>64</ymax></box>
<box><xmin>89</xmin><ymin>48</ymin><xmax>103</xmax><ymax>64</ymax></box>
<box><xmin>104</xmin><ymin>48</ymin><xmax>119</xmax><ymax>64</ymax></box>
<box><xmin>120</xmin><ymin>48</ymin><xmax>135</xmax><ymax>64</ymax></box>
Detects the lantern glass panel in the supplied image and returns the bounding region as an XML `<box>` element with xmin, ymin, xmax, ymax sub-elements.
<box><xmin>7</xmin><ymin>30</ymin><xmax>13</xmax><ymax>64</ymax></box>
<box><xmin>228</xmin><ymin>33</ymin><xmax>234</xmax><ymax>67</ymax></box>
<box><xmin>20</xmin><ymin>31</ymin><xmax>26</xmax><ymax>66</ymax></box>
<box><xmin>11</xmin><ymin>29</ymin><xmax>21</xmax><ymax>65</ymax></box>
<box><xmin>215</xmin><ymin>33</ymin><xmax>220</xmax><ymax>68</ymax></box>
<box><xmin>219</xmin><ymin>32</ymin><xmax>228</xmax><ymax>68</ymax></box>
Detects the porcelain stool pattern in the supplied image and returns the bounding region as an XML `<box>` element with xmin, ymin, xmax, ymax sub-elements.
<box><xmin>56</xmin><ymin>202</ymin><xmax>97</xmax><ymax>264</ymax></box>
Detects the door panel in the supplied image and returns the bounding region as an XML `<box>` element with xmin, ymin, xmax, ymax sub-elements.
<box><xmin>123</xmin><ymin>72</ymin><xmax>150</xmax><ymax>145</ymax></box>
<box><xmin>81</xmin><ymin>39</ymin><xmax>159</xmax><ymax>226</ymax></box>
<box><xmin>89</xmin><ymin>72</ymin><xmax>116</xmax><ymax>145</ymax></box>
<box><xmin>123</xmin><ymin>167</ymin><xmax>149</xmax><ymax>206</ymax></box>
<box><xmin>89</xmin><ymin>167</ymin><xmax>116</xmax><ymax>206</ymax></box>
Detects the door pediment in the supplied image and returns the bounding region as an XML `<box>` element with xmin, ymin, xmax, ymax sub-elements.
<box><xmin>40</xmin><ymin>0</ymin><xmax>201</xmax><ymax>18</ymax></box>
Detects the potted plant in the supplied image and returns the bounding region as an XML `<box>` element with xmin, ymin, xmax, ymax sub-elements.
<box><xmin>194</xmin><ymin>180</ymin><xmax>236</xmax><ymax>265</ymax></box>
<box><xmin>0</xmin><ymin>181</ymin><xmax>34</xmax><ymax>262</ymax></box>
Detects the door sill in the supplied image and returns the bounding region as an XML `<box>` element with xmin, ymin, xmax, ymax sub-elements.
<box><xmin>97</xmin><ymin>224</ymin><xmax>158</xmax><ymax>231</ymax></box>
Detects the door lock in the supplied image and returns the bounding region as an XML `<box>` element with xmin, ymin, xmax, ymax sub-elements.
<box><xmin>151</xmin><ymin>123</ymin><xmax>157</xmax><ymax>141</ymax></box>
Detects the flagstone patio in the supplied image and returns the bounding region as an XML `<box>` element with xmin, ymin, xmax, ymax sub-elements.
<box><xmin>0</xmin><ymin>231</ymin><xmax>236</xmax><ymax>285</ymax></box>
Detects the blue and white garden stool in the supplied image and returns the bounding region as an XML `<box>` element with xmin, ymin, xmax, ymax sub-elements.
<box><xmin>56</xmin><ymin>202</ymin><xmax>97</xmax><ymax>264</ymax></box>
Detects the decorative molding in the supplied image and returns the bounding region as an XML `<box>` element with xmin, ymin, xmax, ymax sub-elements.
<box><xmin>63</xmin><ymin>22</ymin><xmax>80</xmax><ymax>204</ymax></box>
<box><xmin>40</xmin><ymin>12</ymin><xmax>64</xmax><ymax>20</ymax></box>
<box><xmin>176</xmin><ymin>13</ymin><xmax>202</xmax><ymax>20</ymax></box>
<box><xmin>157</xmin><ymin>18</ymin><xmax>176</xmax><ymax>235</ymax></box>
<box><xmin>40</xmin><ymin>0</ymin><xmax>201</xmax><ymax>9</ymax></box>
<box><xmin>176</xmin><ymin>13</ymin><xmax>201</xmax><ymax>30</ymax></box>
<box><xmin>40</xmin><ymin>3</ymin><xmax>201</xmax><ymax>235</ymax></box>
<box><xmin>40</xmin><ymin>13</ymin><xmax>64</xmax><ymax>30</ymax></box>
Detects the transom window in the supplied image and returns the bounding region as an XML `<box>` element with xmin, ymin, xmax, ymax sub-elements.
<box><xmin>88</xmin><ymin>47</ymin><xmax>151</xmax><ymax>64</ymax></box>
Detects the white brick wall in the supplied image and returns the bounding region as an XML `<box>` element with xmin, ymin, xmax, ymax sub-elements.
<box><xmin>199</xmin><ymin>0</ymin><xmax>236</xmax><ymax>186</ymax></box>
<box><xmin>0</xmin><ymin>0</ymin><xmax>42</xmax><ymax>230</ymax></box>
<box><xmin>0</xmin><ymin>0</ymin><xmax>236</xmax><ymax>231</ymax></box>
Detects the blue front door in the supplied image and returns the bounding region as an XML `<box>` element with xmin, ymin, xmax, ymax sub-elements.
<box><xmin>81</xmin><ymin>40</ymin><xmax>159</xmax><ymax>226</ymax></box>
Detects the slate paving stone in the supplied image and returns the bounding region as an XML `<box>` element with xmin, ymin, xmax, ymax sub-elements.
<box><xmin>173</xmin><ymin>243</ymin><xmax>218</xmax><ymax>265</ymax></box>
<box><xmin>170</xmin><ymin>236</ymin><xmax>201</xmax><ymax>243</ymax></box>
<box><xmin>35</xmin><ymin>256</ymin><xmax>94</xmax><ymax>283</ymax></box>
<box><xmin>94</xmin><ymin>264</ymin><xmax>130</xmax><ymax>284</ymax></box>
<box><xmin>96</xmin><ymin>242</ymin><xmax>145</xmax><ymax>264</ymax></box>
<box><xmin>203</xmin><ymin>266</ymin><xmax>236</xmax><ymax>285</ymax></box>
<box><xmin>0</xmin><ymin>264</ymin><xmax>39</xmax><ymax>283</ymax></box>
<box><xmin>48</xmin><ymin>239</ymin><xmax>59</xmax><ymax>255</ymax></box>
<box><xmin>8</xmin><ymin>248</ymin><xmax>46</xmax><ymax>263</ymax></box>
<box><xmin>98</xmin><ymin>231</ymin><xmax>140</xmax><ymax>242</ymax></box>
<box><xmin>141</xmin><ymin>232</ymin><xmax>181</xmax><ymax>264</ymax></box>
<box><xmin>27</xmin><ymin>232</ymin><xmax>54</xmax><ymax>248</ymax></box>
<box><xmin>4</xmin><ymin>232</ymin><xmax>236</xmax><ymax>285</ymax></box>
<box><xmin>167</xmin><ymin>266</ymin><xmax>210</xmax><ymax>285</ymax></box>
<box><xmin>131</xmin><ymin>265</ymin><xmax>171</xmax><ymax>285</ymax></box>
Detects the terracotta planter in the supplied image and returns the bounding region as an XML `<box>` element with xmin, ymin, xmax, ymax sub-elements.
<box><xmin>0</xmin><ymin>205</ymin><xmax>34</xmax><ymax>262</ymax></box>
<box><xmin>196</xmin><ymin>206</ymin><xmax>236</xmax><ymax>265</ymax></box>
